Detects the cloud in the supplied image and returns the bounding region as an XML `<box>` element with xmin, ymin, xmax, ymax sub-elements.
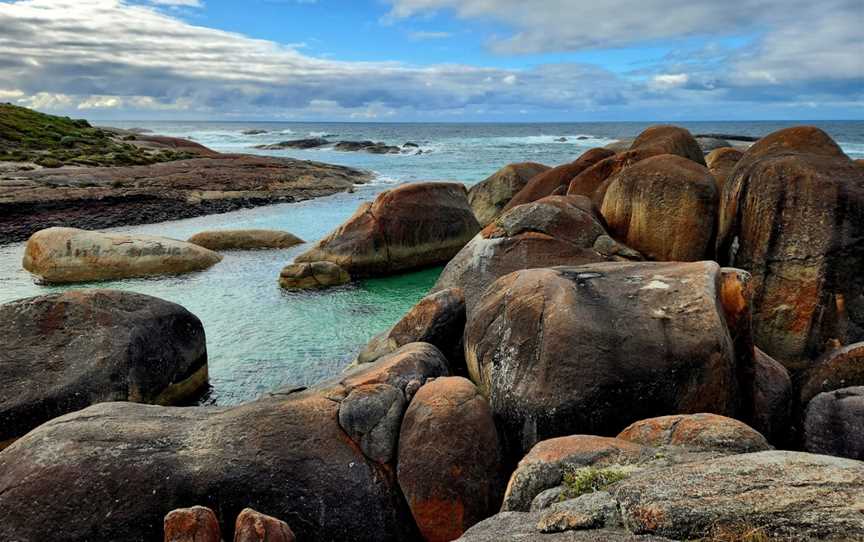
<box><xmin>149</xmin><ymin>0</ymin><xmax>201</xmax><ymax>6</ymax></box>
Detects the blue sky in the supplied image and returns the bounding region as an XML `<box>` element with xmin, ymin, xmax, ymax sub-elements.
<box><xmin>0</xmin><ymin>0</ymin><xmax>861</xmax><ymax>121</ymax></box>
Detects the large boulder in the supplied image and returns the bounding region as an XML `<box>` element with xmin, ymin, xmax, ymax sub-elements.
<box><xmin>598</xmin><ymin>154</ymin><xmax>718</xmax><ymax>261</ymax></box>
<box><xmin>616</xmin><ymin>413</ymin><xmax>770</xmax><ymax>454</ymax></box>
<box><xmin>0</xmin><ymin>343</ymin><xmax>454</xmax><ymax>541</ymax></box>
<box><xmin>613</xmin><ymin>451</ymin><xmax>864</xmax><ymax>540</ymax></box>
<box><xmin>0</xmin><ymin>289</ymin><xmax>208</xmax><ymax>448</ymax></box>
<box><xmin>803</xmin><ymin>386</ymin><xmax>864</xmax><ymax>460</ymax></box>
<box><xmin>433</xmin><ymin>195</ymin><xmax>640</xmax><ymax>311</ymax></box>
<box><xmin>716</xmin><ymin>126</ymin><xmax>864</xmax><ymax>369</ymax></box>
<box><xmin>187</xmin><ymin>230</ymin><xmax>303</xmax><ymax>251</ymax></box>
<box><xmin>464</xmin><ymin>261</ymin><xmax>742</xmax><ymax>455</ymax></box>
<box><xmin>295</xmin><ymin>182</ymin><xmax>480</xmax><ymax>276</ymax></box>
<box><xmin>278</xmin><ymin>261</ymin><xmax>350</xmax><ymax>290</ymax></box>
<box><xmin>467</xmin><ymin>162</ymin><xmax>550</xmax><ymax>226</ymax></box>
<box><xmin>749</xmin><ymin>347</ymin><xmax>793</xmax><ymax>446</ymax></box>
<box><xmin>567</xmin><ymin>126</ymin><xmax>705</xmax><ymax>200</ymax></box>
<box><xmin>397</xmin><ymin>377</ymin><xmax>503</xmax><ymax>541</ymax></box>
<box><xmin>502</xmin><ymin>149</ymin><xmax>614</xmax><ymax>211</ymax></box>
<box><xmin>356</xmin><ymin>288</ymin><xmax>466</xmax><ymax>373</ymax></box>
<box><xmin>705</xmin><ymin>147</ymin><xmax>743</xmax><ymax>191</ymax></box>
<box><xmin>799</xmin><ymin>342</ymin><xmax>864</xmax><ymax>406</ymax></box>
<box><xmin>23</xmin><ymin>227</ymin><xmax>222</xmax><ymax>283</ymax></box>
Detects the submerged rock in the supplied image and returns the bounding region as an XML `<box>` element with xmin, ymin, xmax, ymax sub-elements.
<box><xmin>254</xmin><ymin>138</ymin><xmax>330</xmax><ymax>149</ymax></box>
<box><xmin>803</xmin><ymin>386</ymin><xmax>864</xmax><ymax>460</ymax></box>
<box><xmin>295</xmin><ymin>182</ymin><xmax>480</xmax><ymax>276</ymax></box>
<box><xmin>467</xmin><ymin>162</ymin><xmax>550</xmax><ymax>226</ymax></box>
<box><xmin>0</xmin><ymin>289</ymin><xmax>208</xmax><ymax>448</ymax></box>
<box><xmin>188</xmin><ymin>229</ymin><xmax>303</xmax><ymax>251</ymax></box>
<box><xmin>23</xmin><ymin>227</ymin><xmax>222</xmax><ymax>283</ymax></box>
<box><xmin>334</xmin><ymin>140</ymin><xmax>401</xmax><ymax>154</ymax></box>
<box><xmin>278</xmin><ymin>261</ymin><xmax>351</xmax><ymax>290</ymax></box>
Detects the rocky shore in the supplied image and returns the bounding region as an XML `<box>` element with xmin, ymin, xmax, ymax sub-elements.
<box><xmin>2</xmin><ymin>122</ymin><xmax>864</xmax><ymax>541</ymax></box>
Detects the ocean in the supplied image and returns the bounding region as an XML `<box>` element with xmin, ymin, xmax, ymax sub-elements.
<box><xmin>2</xmin><ymin>120</ymin><xmax>862</xmax><ymax>404</ymax></box>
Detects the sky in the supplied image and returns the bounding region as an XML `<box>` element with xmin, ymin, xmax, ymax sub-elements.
<box><xmin>0</xmin><ymin>0</ymin><xmax>862</xmax><ymax>122</ymax></box>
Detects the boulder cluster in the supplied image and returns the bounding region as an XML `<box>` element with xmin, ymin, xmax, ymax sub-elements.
<box><xmin>2</xmin><ymin>125</ymin><xmax>864</xmax><ymax>541</ymax></box>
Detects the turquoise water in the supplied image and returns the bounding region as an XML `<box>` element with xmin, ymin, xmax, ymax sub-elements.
<box><xmin>2</xmin><ymin>120</ymin><xmax>863</xmax><ymax>404</ymax></box>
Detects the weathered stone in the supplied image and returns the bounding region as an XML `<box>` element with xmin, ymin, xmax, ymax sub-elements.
<box><xmin>356</xmin><ymin>288</ymin><xmax>466</xmax><ymax>374</ymax></box>
<box><xmin>234</xmin><ymin>508</ymin><xmax>296</xmax><ymax>542</ymax></box>
<box><xmin>397</xmin><ymin>377</ymin><xmax>503</xmax><ymax>542</ymax></box>
<box><xmin>188</xmin><ymin>230</ymin><xmax>303</xmax><ymax>251</ymax></box>
<box><xmin>803</xmin><ymin>386</ymin><xmax>864</xmax><ymax>460</ymax></box>
<box><xmin>616</xmin><ymin>413</ymin><xmax>770</xmax><ymax>454</ymax></box>
<box><xmin>598</xmin><ymin>154</ymin><xmax>718</xmax><ymax>261</ymax></box>
<box><xmin>536</xmin><ymin>492</ymin><xmax>622</xmax><ymax>533</ymax></box>
<box><xmin>296</xmin><ymin>182</ymin><xmax>480</xmax><ymax>276</ymax></box>
<box><xmin>705</xmin><ymin>147</ymin><xmax>743</xmax><ymax>191</ymax></box>
<box><xmin>338</xmin><ymin>383</ymin><xmax>406</xmax><ymax>464</ymax></box>
<box><xmin>457</xmin><ymin>511</ymin><xmax>674</xmax><ymax>542</ymax></box>
<box><xmin>468</xmin><ymin>162</ymin><xmax>550</xmax><ymax>226</ymax></box>
<box><xmin>716</xmin><ymin>126</ymin><xmax>864</xmax><ymax>368</ymax></box>
<box><xmin>613</xmin><ymin>451</ymin><xmax>864</xmax><ymax>540</ymax></box>
<box><xmin>503</xmin><ymin>149</ymin><xmax>614</xmax><ymax>211</ymax></box>
<box><xmin>164</xmin><ymin>506</ymin><xmax>220</xmax><ymax>542</ymax></box>
<box><xmin>465</xmin><ymin>261</ymin><xmax>741</xmax><ymax>455</ymax></box>
<box><xmin>750</xmin><ymin>347</ymin><xmax>793</xmax><ymax>446</ymax></box>
<box><xmin>278</xmin><ymin>261</ymin><xmax>350</xmax><ymax>290</ymax></box>
<box><xmin>434</xmin><ymin>195</ymin><xmax>638</xmax><ymax>311</ymax></box>
<box><xmin>502</xmin><ymin>435</ymin><xmax>647</xmax><ymax>512</ymax></box>
<box><xmin>800</xmin><ymin>342</ymin><xmax>864</xmax><ymax>406</ymax></box>
<box><xmin>695</xmin><ymin>137</ymin><xmax>733</xmax><ymax>153</ymax></box>
<box><xmin>23</xmin><ymin>227</ymin><xmax>222</xmax><ymax>283</ymax></box>
<box><xmin>0</xmin><ymin>289</ymin><xmax>208</xmax><ymax>447</ymax></box>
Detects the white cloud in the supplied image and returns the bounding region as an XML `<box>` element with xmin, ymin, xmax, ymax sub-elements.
<box><xmin>651</xmin><ymin>73</ymin><xmax>689</xmax><ymax>89</ymax></box>
<box><xmin>149</xmin><ymin>0</ymin><xmax>202</xmax><ymax>6</ymax></box>
<box><xmin>0</xmin><ymin>89</ymin><xmax>24</xmax><ymax>100</ymax></box>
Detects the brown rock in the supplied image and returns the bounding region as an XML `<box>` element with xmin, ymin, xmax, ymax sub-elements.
<box><xmin>295</xmin><ymin>182</ymin><xmax>480</xmax><ymax>276</ymax></box>
<box><xmin>598</xmin><ymin>154</ymin><xmax>718</xmax><ymax>261</ymax></box>
<box><xmin>397</xmin><ymin>377</ymin><xmax>503</xmax><ymax>542</ymax></box>
<box><xmin>716</xmin><ymin>126</ymin><xmax>864</xmax><ymax>369</ymax></box>
<box><xmin>464</xmin><ymin>261</ymin><xmax>741</xmax><ymax>455</ymax></box>
<box><xmin>188</xmin><ymin>230</ymin><xmax>303</xmax><ymax>251</ymax></box>
<box><xmin>750</xmin><ymin>348</ymin><xmax>793</xmax><ymax>446</ymax></box>
<box><xmin>799</xmin><ymin>342</ymin><xmax>864</xmax><ymax>406</ymax></box>
<box><xmin>278</xmin><ymin>261</ymin><xmax>350</xmax><ymax>290</ymax></box>
<box><xmin>503</xmin><ymin>149</ymin><xmax>614</xmax><ymax>211</ymax></box>
<box><xmin>502</xmin><ymin>435</ymin><xmax>647</xmax><ymax>512</ymax></box>
<box><xmin>234</xmin><ymin>508</ymin><xmax>296</xmax><ymax>542</ymax></box>
<box><xmin>164</xmin><ymin>506</ymin><xmax>221</xmax><ymax>542</ymax></box>
<box><xmin>705</xmin><ymin>147</ymin><xmax>743</xmax><ymax>191</ymax></box>
<box><xmin>468</xmin><ymin>162</ymin><xmax>550</xmax><ymax>226</ymax></box>
<box><xmin>630</xmin><ymin>126</ymin><xmax>706</xmax><ymax>165</ymax></box>
<box><xmin>616</xmin><ymin>413</ymin><xmax>770</xmax><ymax>454</ymax></box>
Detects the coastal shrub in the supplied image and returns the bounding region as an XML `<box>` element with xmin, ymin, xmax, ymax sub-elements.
<box><xmin>559</xmin><ymin>465</ymin><xmax>630</xmax><ymax>500</ymax></box>
<box><xmin>700</xmin><ymin>523</ymin><xmax>773</xmax><ymax>542</ymax></box>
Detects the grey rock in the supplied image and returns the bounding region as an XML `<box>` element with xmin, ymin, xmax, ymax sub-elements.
<box><xmin>338</xmin><ymin>383</ymin><xmax>406</xmax><ymax>463</ymax></box>
<box><xmin>803</xmin><ymin>386</ymin><xmax>864</xmax><ymax>460</ymax></box>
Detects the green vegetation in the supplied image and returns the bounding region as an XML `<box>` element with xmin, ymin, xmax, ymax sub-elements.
<box><xmin>0</xmin><ymin>103</ymin><xmax>194</xmax><ymax>167</ymax></box>
<box><xmin>559</xmin><ymin>465</ymin><xmax>631</xmax><ymax>500</ymax></box>
<box><xmin>697</xmin><ymin>523</ymin><xmax>773</xmax><ymax>542</ymax></box>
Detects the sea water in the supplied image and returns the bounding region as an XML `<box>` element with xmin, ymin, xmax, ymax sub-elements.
<box><xmin>1</xmin><ymin>121</ymin><xmax>862</xmax><ymax>404</ymax></box>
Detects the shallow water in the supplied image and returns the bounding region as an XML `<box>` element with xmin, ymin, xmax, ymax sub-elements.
<box><xmin>3</xmin><ymin>120</ymin><xmax>862</xmax><ymax>404</ymax></box>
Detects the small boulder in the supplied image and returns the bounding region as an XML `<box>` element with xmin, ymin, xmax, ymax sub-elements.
<box><xmin>803</xmin><ymin>386</ymin><xmax>864</xmax><ymax>460</ymax></box>
<box><xmin>164</xmin><ymin>506</ymin><xmax>220</xmax><ymax>542</ymax></box>
<box><xmin>467</xmin><ymin>162</ymin><xmax>550</xmax><ymax>226</ymax></box>
<box><xmin>397</xmin><ymin>377</ymin><xmax>503</xmax><ymax>542</ymax></box>
<box><xmin>705</xmin><ymin>147</ymin><xmax>743</xmax><ymax>191</ymax></box>
<box><xmin>598</xmin><ymin>154</ymin><xmax>718</xmax><ymax>261</ymax></box>
<box><xmin>295</xmin><ymin>182</ymin><xmax>480</xmax><ymax>276</ymax></box>
<box><xmin>503</xmin><ymin>149</ymin><xmax>614</xmax><ymax>211</ymax></box>
<box><xmin>278</xmin><ymin>261</ymin><xmax>350</xmax><ymax>290</ymax></box>
<box><xmin>799</xmin><ymin>342</ymin><xmax>864</xmax><ymax>406</ymax></box>
<box><xmin>695</xmin><ymin>136</ymin><xmax>733</xmax><ymax>153</ymax></box>
<box><xmin>23</xmin><ymin>227</ymin><xmax>222</xmax><ymax>283</ymax></box>
<box><xmin>234</xmin><ymin>508</ymin><xmax>296</xmax><ymax>542</ymax></box>
<box><xmin>616</xmin><ymin>413</ymin><xmax>770</xmax><ymax>454</ymax></box>
<box><xmin>188</xmin><ymin>230</ymin><xmax>303</xmax><ymax>251</ymax></box>
<box><xmin>0</xmin><ymin>289</ymin><xmax>208</xmax><ymax>447</ymax></box>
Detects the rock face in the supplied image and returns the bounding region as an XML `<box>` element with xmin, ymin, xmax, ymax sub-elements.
<box><xmin>295</xmin><ymin>182</ymin><xmax>480</xmax><ymax>276</ymax></box>
<box><xmin>502</xmin><ymin>149</ymin><xmax>614</xmax><ymax>211</ymax></box>
<box><xmin>356</xmin><ymin>288</ymin><xmax>466</xmax><ymax>373</ymax></box>
<box><xmin>278</xmin><ymin>261</ymin><xmax>350</xmax><ymax>290</ymax></box>
<box><xmin>234</xmin><ymin>508</ymin><xmax>296</xmax><ymax>542</ymax></box>
<box><xmin>567</xmin><ymin>126</ymin><xmax>705</xmax><ymax>200</ymax></box>
<box><xmin>434</xmin><ymin>195</ymin><xmax>640</xmax><ymax>311</ymax></box>
<box><xmin>598</xmin><ymin>154</ymin><xmax>718</xmax><ymax>261</ymax></box>
<box><xmin>613</xmin><ymin>451</ymin><xmax>864</xmax><ymax>540</ymax></box>
<box><xmin>749</xmin><ymin>348</ymin><xmax>793</xmax><ymax>446</ymax></box>
<box><xmin>799</xmin><ymin>342</ymin><xmax>864</xmax><ymax>406</ymax></box>
<box><xmin>0</xmin><ymin>289</ymin><xmax>208</xmax><ymax>447</ymax></box>
<box><xmin>23</xmin><ymin>227</ymin><xmax>222</xmax><ymax>283</ymax></box>
<box><xmin>716</xmin><ymin>126</ymin><xmax>864</xmax><ymax>368</ymax></box>
<box><xmin>188</xmin><ymin>230</ymin><xmax>303</xmax><ymax>251</ymax></box>
<box><xmin>803</xmin><ymin>386</ymin><xmax>864</xmax><ymax>460</ymax></box>
<box><xmin>705</xmin><ymin>147</ymin><xmax>743</xmax><ymax>190</ymax></box>
<box><xmin>502</xmin><ymin>435</ymin><xmax>647</xmax><ymax>512</ymax></box>
<box><xmin>467</xmin><ymin>162</ymin><xmax>550</xmax><ymax>226</ymax></box>
<box><xmin>464</xmin><ymin>261</ymin><xmax>741</xmax><ymax>454</ymax></box>
<box><xmin>164</xmin><ymin>506</ymin><xmax>221</xmax><ymax>542</ymax></box>
<box><xmin>397</xmin><ymin>377</ymin><xmax>503</xmax><ymax>542</ymax></box>
<box><xmin>616</xmin><ymin>413</ymin><xmax>770</xmax><ymax>454</ymax></box>
<box><xmin>0</xmin><ymin>343</ymin><xmax>455</xmax><ymax>541</ymax></box>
